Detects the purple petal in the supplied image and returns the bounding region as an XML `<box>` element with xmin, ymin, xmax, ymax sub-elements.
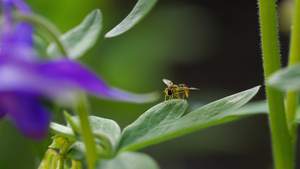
<box><xmin>0</xmin><ymin>107</ymin><xmax>6</xmax><ymax>119</ymax></box>
<box><xmin>0</xmin><ymin>59</ymin><xmax>158</xmax><ymax>104</ymax></box>
<box><xmin>37</xmin><ymin>59</ymin><xmax>159</xmax><ymax>103</ymax></box>
<box><xmin>0</xmin><ymin>63</ymin><xmax>63</xmax><ymax>96</ymax></box>
<box><xmin>37</xmin><ymin>59</ymin><xmax>111</xmax><ymax>96</ymax></box>
<box><xmin>13</xmin><ymin>0</ymin><xmax>32</xmax><ymax>14</ymax></box>
<box><xmin>0</xmin><ymin>91</ymin><xmax>50</xmax><ymax>140</ymax></box>
<box><xmin>0</xmin><ymin>0</ymin><xmax>35</xmax><ymax>63</ymax></box>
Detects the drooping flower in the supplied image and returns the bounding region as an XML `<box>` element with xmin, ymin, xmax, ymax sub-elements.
<box><xmin>0</xmin><ymin>0</ymin><xmax>157</xmax><ymax>140</ymax></box>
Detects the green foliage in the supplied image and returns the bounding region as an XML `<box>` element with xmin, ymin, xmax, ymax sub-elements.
<box><xmin>47</xmin><ymin>86</ymin><xmax>261</xmax><ymax>168</ymax></box>
<box><xmin>49</xmin><ymin>122</ymin><xmax>75</xmax><ymax>139</ymax></box>
<box><xmin>49</xmin><ymin>135</ymin><xmax>69</xmax><ymax>149</ymax></box>
<box><xmin>67</xmin><ymin>142</ymin><xmax>86</xmax><ymax>161</ymax></box>
<box><xmin>118</xmin><ymin>86</ymin><xmax>261</xmax><ymax>152</ymax></box>
<box><xmin>67</xmin><ymin>115</ymin><xmax>121</xmax><ymax>153</ymax></box>
<box><xmin>47</xmin><ymin>9</ymin><xmax>102</xmax><ymax>59</ymax></box>
<box><xmin>268</xmin><ymin>62</ymin><xmax>300</xmax><ymax>91</ymax></box>
<box><xmin>33</xmin><ymin>35</ymin><xmax>48</xmax><ymax>57</ymax></box>
<box><xmin>96</xmin><ymin>152</ymin><xmax>159</xmax><ymax>169</ymax></box>
<box><xmin>105</xmin><ymin>0</ymin><xmax>157</xmax><ymax>38</ymax></box>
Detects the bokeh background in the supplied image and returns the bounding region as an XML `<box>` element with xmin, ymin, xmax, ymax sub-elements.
<box><xmin>0</xmin><ymin>0</ymin><xmax>296</xmax><ymax>168</ymax></box>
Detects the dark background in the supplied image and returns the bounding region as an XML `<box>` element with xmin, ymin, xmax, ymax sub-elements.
<box><xmin>0</xmin><ymin>0</ymin><xmax>295</xmax><ymax>168</ymax></box>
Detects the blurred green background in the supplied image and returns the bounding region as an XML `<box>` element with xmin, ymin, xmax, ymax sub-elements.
<box><xmin>0</xmin><ymin>0</ymin><xmax>295</xmax><ymax>168</ymax></box>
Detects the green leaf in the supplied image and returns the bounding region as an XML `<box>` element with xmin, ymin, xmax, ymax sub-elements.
<box><xmin>67</xmin><ymin>142</ymin><xmax>86</xmax><ymax>161</ymax></box>
<box><xmin>96</xmin><ymin>152</ymin><xmax>159</xmax><ymax>169</ymax></box>
<box><xmin>34</xmin><ymin>35</ymin><xmax>48</xmax><ymax>57</ymax></box>
<box><xmin>67</xmin><ymin>116</ymin><xmax>121</xmax><ymax>150</ymax></box>
<box><xmin>49</xmin><ymin>135</ymin><xmax>69</xmax><ymax>149</ymax></box>
<box><xmin>64</xmin><ymin>111</ymin><xmax>80</xmax><ymax>135</ymax></box>
<box><xmin>230</xmin><ymin>100</ymin><xmax>269</xmax><ymax>115</ymax></box>
<box><xmin>88</xmin><ymin>116</ymin><xmax>121</xmax><ymax>148</ymax></box>
<box><xmin>118</xmin><ymin>86</ymin><xmax>261</xmax><ymax>152</ymax></box>
<box><xmin>268</xmin><ymin>62</ymin><xmax>300</xmax><ymax>90</ymax></box>
<box><xmin>105</xmin><ymin>0</ymin><xmax>157</xmax><ymax>38</ymax></box>
<box><xmin>49</xmin><ymin>122</ymin><xmax>76</xmax><ymax>139</ymax></box>
<box><xmin>47</xmin><ymin>9</ymin><xmax>102</xmax><ymax>59</ymax></box>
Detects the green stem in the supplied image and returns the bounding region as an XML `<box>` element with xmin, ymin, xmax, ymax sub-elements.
<box><xmin>60</xmin><ymin>138</ymin><xmax>76</xmax><ymax>155</ymax></box>
<box><xmin>50</xmin><ymin>153</ymin><xmax>65</xmax><ymax>169</ymax></box>
<box><xmin>71</xmin><ymin>160</ymin><xmax>83</xmax><ymax>169</ymax></box>
<box><xmin>76</xmin><ymin>96</ymin><xmax>98</xmax><ymax>169</ymax></box>
<box><xmin>38</xmin><ymin>149</ymin><xmax>57</xmax><ymax>169</ymax></box>
<box><xmin>14</xmin><ymin>13</ymin><xmax>68</xmax><ymax>56</ymax></box>
<box><xmin>286</xmin><ymin>0</ymin><xmax>300</xmax><ymax>144</ymax></box>
<box><xmin>258</xmin><ymin>0</ymin><xmax>294</xmax><ymax>168</ymax></box>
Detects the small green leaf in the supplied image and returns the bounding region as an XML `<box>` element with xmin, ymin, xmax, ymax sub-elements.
<box><xmin>49</xmin><ymin>135</ymin><xmax>69</xmax><ymax>149</ymax></box>
<box><xmin>96</xmin><ymin>152</ymin><xmax>159</xmax><ymax>169</ymax></box>
<box><xmin>268</xmin><ymin>62</ymin><xmax>300</xmax><ymax>90</ymax></box>
<box><xmin>105</xmin><ymin>0</ymin><xmax>157</xmax><ymax>38</ymax></box>
<box><xmin>67</xmin><ymin>116</ymin><xmax>121</xmax><ymax>150</ymax></box>
<box><xmin>88</xmin><ymin>116</ymin><xmax>121</xmax><ymax>148</ymax></box>
<box><xmin>64</xmin><ymin>111</ymin><xmax>80</xmax><ymax>135</ymax></box>
<box><xmin>47</xmin><ymin>9</ymin><xmax>102</xmax><ymax>59</ymax></box>
<box><xmin>67</xmin><ymin>142</ymin><xmax>86</xmax><ymax>161</ymax></box>
<box><xmin>118</xmin><ymin>86</ymin><xmax>261</xmax><ymax>152</ymax></box>
<box><xmin>50</xmin><ymin>122</ymin><xmax>76</xmax><ymax>139</ymax></box>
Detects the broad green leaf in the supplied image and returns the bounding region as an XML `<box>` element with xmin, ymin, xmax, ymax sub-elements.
<box><xmin>47</xmin><ymin>9</ymin><xmax>102</xmax><ymax>59</ymax></box>
<box><xmin>118</xmin><ymin>86</ymin><xmax>261</xmax><ymax>152</ymax></box>
<box><xmin>105</xmin><ymin>0</ymin><xmax>157</xmax><ymax>38</ymax></box>
<box><xmin>268</xmin><ymin>63</ymin><xmax>300</xmax><ymax>90</ymax></box>
<box><xmin>96</xmin><ymin>152</ymin><xmax>159</xmax><ymax>169</ymax></box>
<box><xmin>231</xmin><ymin>100</ymin><xmax>269</xmax><ymax>115</ymax></box>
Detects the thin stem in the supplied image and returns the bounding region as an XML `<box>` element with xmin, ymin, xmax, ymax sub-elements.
<box><xmin>258</xmin><ymin>0</ymin><xmax>294</xmax><ymax>168</ymax></box>
<box><xmin>76</xmin><ymin>96</ymin><xmax>98</xmax><ymax>169</ymax></box>
<box><xmin>14</xmin><ymin>13</ymin><xmax>68</xmax><ymax>56</ymax></box>
<box><xmin>60</xmin><ymin>138</ymin><xmax>76</xmax><ymax>155</ymax></box>
<box><xmin>286</xmin><ymin>0</ymin><xmax>300</xmax><ymax>144</ymax></box>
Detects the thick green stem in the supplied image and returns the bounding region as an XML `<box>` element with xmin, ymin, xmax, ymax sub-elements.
<box><xmin>286</xmin><ymin>0</ymin><xmax>300</xmax><ymax>144</ymax></box>
<box><xmin>76</xmin><ymin>96</ymin><xmax>98</xmax><ymax>169</ymax></box>
<box><xmin>258</xmin><ymin>0</ymin><xmax>294</xmax><ymax>168</ymax></box>
<box><xmin>50</xmin><ymin>153</ymin><xmax>65</xmax><ymax>169</ymax></box>
<box><xmin>14</xmin><ymin>13</ymin><xmax>68</xmax><ymax>56</ymax></box>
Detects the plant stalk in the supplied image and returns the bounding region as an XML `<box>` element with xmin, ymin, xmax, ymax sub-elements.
<box><xmin>76</xmin><ymin>96</ymin><xmax>98</xmax><ymax>169</ymax></box>
<box><xmin>14</xmin><ymin>13</ymin><xmax>68</xmax><ymax>56</ymax></box>
<box><xmin>286</xmin><ymin>0</ymin><xmax>300</xmax><ymax>145</ymax></box>
<box><xmin>258</xmin><ymin>0</ymin><xmax>294</xmax><ymax>168</ymax></box>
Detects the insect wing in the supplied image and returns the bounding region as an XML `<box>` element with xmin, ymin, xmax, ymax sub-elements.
<box><xmin>163</xmin><ymin>79</ymin><xmax>173</xmax><ymax>87</ymax></box>
<box><xmin>187</xmin><ymin>87</ymin><xmax>199</xmax><ymax>90</ymax></box>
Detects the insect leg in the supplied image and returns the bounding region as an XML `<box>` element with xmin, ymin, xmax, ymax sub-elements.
<box><xmin>168</xmin><ymin>94</ymin><xmax>174</xmax><ymax>105</ymax></box>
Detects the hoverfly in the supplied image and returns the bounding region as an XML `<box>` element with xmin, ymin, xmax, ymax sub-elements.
<box><xmin>163</xmin><ymin>79</ymin><xmax>199</xmax><ymax>106</ymax></box>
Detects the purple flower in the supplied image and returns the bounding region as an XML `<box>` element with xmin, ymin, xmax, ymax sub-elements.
<box><xmin>0</xmin><ymin>0</ymin><xmax>157</xmax><ymax>140</ymax></box>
